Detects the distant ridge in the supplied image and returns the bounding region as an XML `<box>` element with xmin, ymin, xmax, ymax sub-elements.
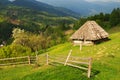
<box><xmin>37</xmin><ymin>0</ymin><xmax>120</xmax><ymax>16</ymax></box>
<box><xmin>0</xmin><ymin>0</ymin><xmax>80</xmax><ymax>18</ymax></box>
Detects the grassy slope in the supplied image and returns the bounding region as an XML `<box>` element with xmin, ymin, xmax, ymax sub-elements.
<box><xmin>0</xmin><ymin>29</ymin><xmax>120</xmax><ymax>80</ymax></box>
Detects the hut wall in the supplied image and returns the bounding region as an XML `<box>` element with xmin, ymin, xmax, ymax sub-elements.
<box><xmin>73</xmin><ymin>40</ymin><xmax>94</xmax><ymax>46</ymax></box>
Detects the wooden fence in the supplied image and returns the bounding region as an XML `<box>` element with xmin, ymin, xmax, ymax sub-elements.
<box><xmin>0</xmin><ymin>51</ymin><xmax>92</xmax><ymax>78</ymax></box>
<box><xmin>0</xmin><ymin>56</ymin><xmax>36</xmax><ymax>66</ymax></box>
<box><xmin>46</xmin><ymin>50</ymin><xmax>92</xmax><ymax>78</ymax></box>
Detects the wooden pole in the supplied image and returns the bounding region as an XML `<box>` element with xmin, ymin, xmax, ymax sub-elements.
<box><xmin>46</xmin><ymin>53</ymin><xmax>49</xmax><ymax>65</ymax></box>
<box><xmin>36</xmin><ymin>51</ymin><xmax>38</xmax><ymax>64</ymax></box>
<box><xmin>64</xmin><ymin>50</ymin><xmax>72</xmax><ymax>66</ymax></box>
<box><xmin>87</xmin><ymin>58</ymin><xmax>92</xmax><ymax>78</ymax></box>
<box><xmin>80</xmin><ymin>43</ymin><xmax>82</xmax><ymax>51</ymax></box>
<box><xmin>28</xmin><ymin>56</ymin><xmax>31</xmax><ymax>65</ymax></box>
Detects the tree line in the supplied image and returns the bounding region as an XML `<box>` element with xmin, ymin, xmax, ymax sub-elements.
<box><xmin>74</xmin><ymin>8</ymin><xmax>120</xmax><ymax>30</ymax></box>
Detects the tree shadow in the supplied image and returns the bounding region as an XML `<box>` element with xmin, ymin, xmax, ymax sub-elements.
<box><xmin>90</xmin><ymin>68</ymin><xmax>100</xmax><ymax>78</ymax></box>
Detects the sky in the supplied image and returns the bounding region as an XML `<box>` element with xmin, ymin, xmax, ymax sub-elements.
<box><xmin>9</xmin><ymin>0</ymin><xmax>120</xmax><ymax>3</ymax></box>
<box><xmin>36</xmin><ymin>0</ymin><xmax>120</xmax><ymax>2</ymax></box>
<box><xmin>85</xmin><ymin>0</ymin><xmax>120</xmax><ymax>2</ymax></box>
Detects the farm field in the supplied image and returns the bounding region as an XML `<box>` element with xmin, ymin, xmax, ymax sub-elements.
<box><xmin>0</xmin><ymin>31</ymin><xmax>120</xmax><ymax>80</ymax></box>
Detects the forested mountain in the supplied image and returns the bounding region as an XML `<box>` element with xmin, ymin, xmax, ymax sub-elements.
<box><xmin>0</xmin><ymin>0</ymin><xmax>78</xmax><ymax>44</ymax></box>
<box><xmin>0</xmin><ymin>0</ymin><xmax>80</xmax><ymax>18</ymax></box>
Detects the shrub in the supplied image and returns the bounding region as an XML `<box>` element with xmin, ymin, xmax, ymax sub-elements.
<box><xmin>0</xmin><ymin>44</ymin><xmax>31</xmax><ymax>59</ymax></box>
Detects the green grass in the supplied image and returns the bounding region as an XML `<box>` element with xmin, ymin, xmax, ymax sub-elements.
<box><xmin>0</xmin><ymin>65</ymin><xmax>52</xmax><ymax>80</ymax></box>
<box><xmin>0</xmin><ymin>31</ymin><xmax>120</xmax><ymax>80</ymax></box>
<box><xmin>0</xmin><ymin>65</ymin><xmax>33</xmax><ymax>80</ymax></box>
<box><xmin>20</xmin><ymin>66</ymin><xmax>89</xmax><ymax>80</ymax></box>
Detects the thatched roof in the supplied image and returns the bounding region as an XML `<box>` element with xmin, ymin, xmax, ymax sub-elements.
<box><xmin>70</xmin><ymin>21</ymin><xmax>109</xmax><ymax>41</ymax></box>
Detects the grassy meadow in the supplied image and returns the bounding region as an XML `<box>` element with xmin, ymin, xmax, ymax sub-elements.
<box><xmin>0</xmin><ymin>28</ymin><xmax>120</xmax><ymax>80</ymax></box>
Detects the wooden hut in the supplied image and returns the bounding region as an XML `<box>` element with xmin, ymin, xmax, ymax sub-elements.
<box><xmin>70</xmin><ymin>21</ymin><xmax>109</xmax><ymax>45</ymax></box>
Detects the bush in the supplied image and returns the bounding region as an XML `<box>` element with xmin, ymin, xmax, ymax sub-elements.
<box><xmin>0</xmin><ymin>44</ymin><xmax>32</xmax><ymax>59</ymax></box>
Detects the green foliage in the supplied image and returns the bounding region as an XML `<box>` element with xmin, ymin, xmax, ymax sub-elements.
<box><xmin>73</xmin><ymin>18</ymin><xmax>87</xmax><ymax>30</ymax></box>
<box><xmin>12</xmin><ymin>27</ymin><xmax>65</xmax><ymax>53</ymax></box>
<box><xmin>0</xmin><ymin>45</ymin><xmax>12</xmax><ymax>58</ymax></box>
<box><xmin>12</xmin><ymin>28</ymin><xmax>46</xmax><ymax>52</ymax></box>
<box><xmin>110</xmin><ymin>8</ymin><xmax>120</xmax><ymax>26</ymax></box>
<box><xmin>0</xmin><ymin>5</ymin><xmax>76</xmax><ymax>44</ymax></box>
<box><xmin>74</xmin><ymin>8</ymin><xmax>120</xmax><ymax>30</ymax></box>
<box><xmin>44</xmin><ymin>26</ymin><xmax>66</xmax><ymax>47</ymax></box>
<box><xmin>10</xmin><ymin>44</ymin><xmax>31</xmax><ymax>57</ymax></box>
<box><xmin>0</xmin><ymin>44</ymin><xmax>31</xmax><ymax>58</ymax></box>
<box><xmin>0</xmin><ymin>21</ymin><xmax>16</xmax><ymax>43</ymax></box>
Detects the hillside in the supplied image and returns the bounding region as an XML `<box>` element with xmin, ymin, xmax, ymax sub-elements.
<box><xmin>38</xmin><ymin>0</ymin><xmax>120</xmax><ymax>16</ymax></box>
<box><xmin>0</xmin><ymin>0</ymin><xmax>80</xmax><ymax>18</ymax></box>
<box><xmin>0</xmin><ymin>1</ymin><xmax>120</xmax><ymax>80</ymax></box>
<box><xmin>0</xmin><ymin>4</ymin><xmax>77</xmax><ymax>43</ymax></box>
<box><xmin>0</xmin><ymin>29</ymin><xmax>120</xmax><ymax>80</ymax></box>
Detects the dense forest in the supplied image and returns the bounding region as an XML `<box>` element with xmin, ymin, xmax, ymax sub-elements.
<box><xmin>0</xmin><ymin>2</ymin><xmax>120</xmax><ymax>58</ymax></box>
<box><xmin>74</xmin><ymin>8</ymin><xmax>120</xmax><ymax>30</ymax></box>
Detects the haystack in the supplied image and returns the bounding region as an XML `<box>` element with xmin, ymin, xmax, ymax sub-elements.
<box><xmin>70</xmin><ymin>21</ymin><xmax>109</xmax><ymax>45</ymax></box>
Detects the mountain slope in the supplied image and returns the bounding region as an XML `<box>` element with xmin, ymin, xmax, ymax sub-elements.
<box><xmin>0</xmin><ymin>2</ymin><xmax>77</xmax><ymax>43</ymax></box>
<box><xmin>0</xmin><ymin>31</ymin><xmax>120</xmax><ymax>80</ymax></box>
<box><xmin>4</xmin><ymin>0</ymin><xmax>80</xmax><ymax>18</ymax></box>
<box><xmin>37</xmin><ymin>0</ymin><xmax>120</xmax><ymax>16</ymax></box>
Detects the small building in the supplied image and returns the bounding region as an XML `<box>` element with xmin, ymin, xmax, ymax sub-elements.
<box><xmin>70</xmin><ymin>21</ymin><xmax>109</xmax><ymax>45</ymax></box>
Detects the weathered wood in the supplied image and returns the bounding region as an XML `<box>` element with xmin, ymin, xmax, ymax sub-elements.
<box><xmin>35</xmin><ymin>51</ymin><xmax>38</xmax><ymax>65</ymax></box>
<box><xmin>70</xmin><ymin>56</ymin><xmax>91</xmax><ymax>60</ymax></box>
<box><xmin>0</xmin><ymin>56</ymin><xmax>28</xmax><ymax>61</ymax></box>
<box><xmin>80</xmin><ymin>43</ymin><xmax>82</xmax><ymax>51</ymax></box>
<box><xmin>0</xmin><ymin>56</ymin><xmax>37</xmax><ymax>66</ymax></box>
<box><xmin>46</xmin><ymin>53</ymin><xmax>49</xmax><ymax>65</ymax></box>
<box><xmin>47</xmin><ymin>53</ymin><xmax>92</xmax><ymax>78</ymax></box>
<box><xmin>67</xmin><ymin>63</ymin><xmax>88</xmax><ymax>70</ymax></box>
<box><xmin>87</xmin><ymin>58</ymin><xmax>92</xmax><ymax>78</ymax></box>
<box><xmin>64</xmin><ymin>50</ymin><xmax>72</xmax><ymax>66</ymax></box>
<box><xmin>0</xmin><ymin>61</ymin><xmax>29</xmax><ymax>66</ymax></box>
<box><xmin>36</xmin><ymin>52</ymin><xmax>38</xmax><ymax>61</ymax></box>
<box><xmin>68</xmin><ymin>60</ymin><xmax>89</xmax><ymax>65</ymax></box>
<box><xmin>28</xmin><ymin>56</ymin><xmax>30</xmax><ymax>65</ymax></box>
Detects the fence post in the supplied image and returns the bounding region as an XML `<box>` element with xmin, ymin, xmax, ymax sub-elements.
<box><xmin>64</xmin><ymin>50</ymin><xmax>72</xmax><ymax>66</ymax></box>
<box><xmin>28</xmin><ymin>56</ymin><xmax>31</xmax><ymax>65</ymax></box>
<box><xmin>80</xmin><ymin>43</ymin><xmax>82</xmax><ymax>51</ymax></box>
<box><xmin>46</xmin><ymin>53</ymin><xmax>49</xmax><ymax>65</ymax></box>
<box><xmin>36</xmin><ymin>51</ymin><xmax>38</xmax><ymax>64</ymax></box>
<box><xmin>87</xmin><ymin>58</ymin><xmax>92</xmax><ymax>78</ymax></box>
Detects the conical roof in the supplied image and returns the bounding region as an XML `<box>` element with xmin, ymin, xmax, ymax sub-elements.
<box><xmin>70</xmin><ymin>21</ymin><xmax>109</xmax><ymax>40</ymax></box>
